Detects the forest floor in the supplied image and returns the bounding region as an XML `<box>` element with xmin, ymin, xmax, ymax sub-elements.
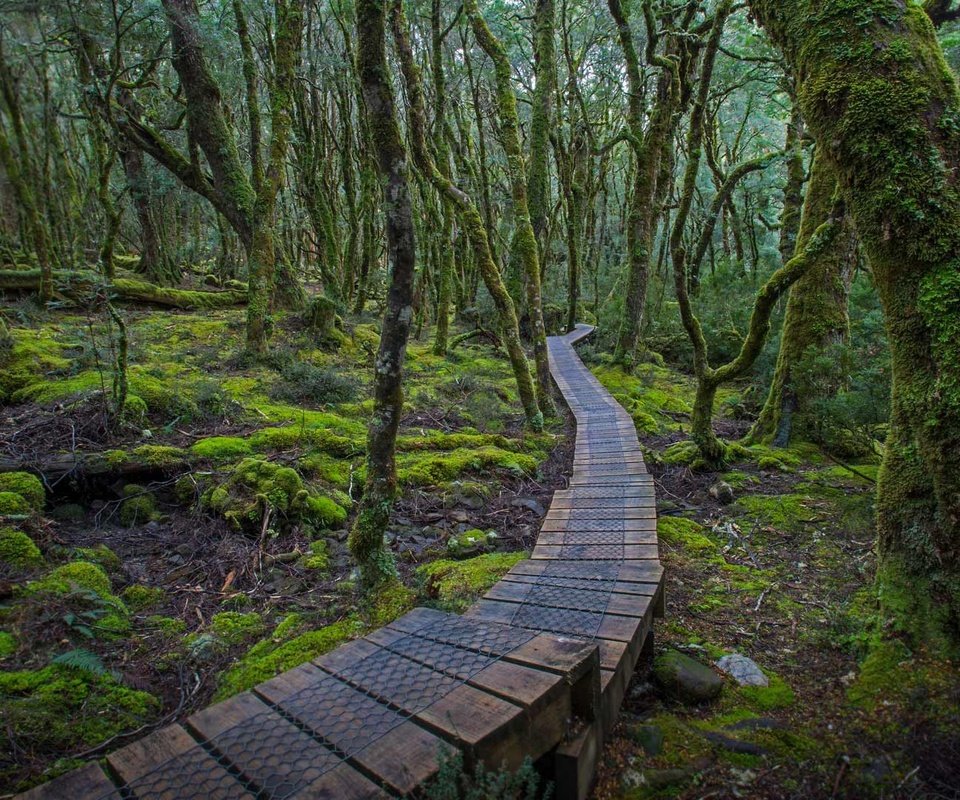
<box><xmin>581</xmin><ymin>349</ymin><xmax>960</xmax><ymax>800</ymax></box>
<box><xmin>0</xmin><ymin>299</ymin><xmax>572</xmax><ymax>793</ymax></box>
<box><xmin>1</xmin><ymin>296</ymin><xmax>957</xmax><ymax>799</ymax></box>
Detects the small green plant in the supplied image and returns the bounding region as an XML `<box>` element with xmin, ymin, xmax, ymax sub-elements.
<box><xmin>269</xmin><ymin>362</ymin><xmax>359</xmax><ymax>406</ymax></box>
<box><xmin>424</xmin><ymin>751</ymin><xmax>550</xmax><ymax>800</ymax></box>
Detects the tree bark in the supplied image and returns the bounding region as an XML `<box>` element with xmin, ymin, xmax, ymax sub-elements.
<box><xmin>747</xmin><ymin>148</ymin><xmax>858</xmax><ymax>447</ymax></box>
<box><xmin>349</xmin><ymin>0</ymin><xmax>418</xmax><ymax>586</ymax></box>
<box><xmin>749</xmin><ymin>0</ymin><xmax>960</xmax><ymax>646</ymax></box>
<box><xmin>391</xmin><ymin>0</ymin><xmax>543</xmax><ymax>430</ymax></box>
<box><xmin>465</xmin><ymin>0</ymin><xmax>554</xmax><ymax>415</ymax></box>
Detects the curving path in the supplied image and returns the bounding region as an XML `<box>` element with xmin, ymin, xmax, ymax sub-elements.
<box><xmin>17</xmin><ymin>325</ymin><xmax>662</xmax><ymax>800</ymax></box>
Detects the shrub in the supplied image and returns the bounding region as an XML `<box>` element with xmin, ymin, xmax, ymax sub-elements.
<box><xmin>269</xmin><ymin>362</ymin><xmax>359</xmax><ymax>406</ymax></box>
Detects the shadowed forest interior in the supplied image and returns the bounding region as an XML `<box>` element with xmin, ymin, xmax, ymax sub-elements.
<box><xmin>1</xmin><ymin>0</ymin><xmax>959</xmax><ymax>798</ymax></box>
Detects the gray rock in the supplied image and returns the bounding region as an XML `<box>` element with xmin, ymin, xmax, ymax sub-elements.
<box><xmin>653</xmin><ymin>649</ymin><xmax>723</xmax><ymax>704</ymax></box>
<box><xmin>628</xmin><ymin>724</ymin><xmax>664</xmax><ymax>756</ymax></box>
<box><xmin>702</xmin><ymin>731</ymin><xmax>767</xmax><ymax>755</ymax></box>
<box><xmin>511</xmin><ymin>497</ymin><xmax>546</xmax><ymax>517</ymax></box>
<box><xmin>715</xmin><ymin>654</ymin><xmax>769</xmax><ymax>687</ymax></box>
<box><xmin>643</xmin><ymin>768</ymin><xmax>693</xmax><ymax>790</ymax></box>
<box><xmin>709</xmin><ymin>480</ymin><xmax>735</xmax><ymax>504</ymax></box>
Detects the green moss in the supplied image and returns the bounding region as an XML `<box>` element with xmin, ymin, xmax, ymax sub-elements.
<box><xmin>721</xmin><ymin>471</ymin><xmax>760</xmax><ymax>490</ymax></box>
<box><xmin>214</xmin><ymin>614</ymin><xmax>363</xmax><ymax>700</ymax></box>
<box><xmin>592</xmin><ymin>363</ymin><xmax>696</xmax><ymax>435</ymax></box>
<box><xmin>121</xmin><ymin>584</ymin><xmax>166</xmax><ymax>612</ymax></box>
<box><xmin>0</xmin><ymin>472</ymin><xmax>44</xmax><ymax>511</ymax></box>
<box><xmin>396</xmin><ymin>447</ymin><xmax>540</xmax><ymax>487</ymax></box>
<box><xmin>417</xmin><ymin>552</ymin><xmax>527</xmax><ymax>611</ymax></box>
<box><xmin>847</xmin><ymin>638</ymin><xmax>914</xmax><ymax>710</ymax></box>
<box><xmin>191</xmin><ymin>436</ymin><xmax>253</xmax><ymax>461</ymax></box>
<box><xmin>738</xmin><ymin>673</ymin><xmax>796</xmax><ymax>711</ymax></box>
<box><xmin>27</xmin><ymin>561</ymin><xmax>114</xmax><ymax>600</ymax></box>
<box><xmin>0</xmin><ymin>527</ymin><xmax>42</xmax><ymax>568</ymax></box>
<box><xmin>657</xmin><ymin>517</ymin><xmax>725</xmax><ymax>564</ymax></box>
<box><xmin>0</xmin><ymin>664</ymin><xmax>159</xmax><ymax>782</ymax></box>
<box><xmin>0</xmin><ymin>492</ymin><xmax>32</xmax><ymax>517</ymax></box>
<box><xmin>0</xmin><ymin>631</ymin><xmax>15</xmax><ymax>657</ymax></box>
<box><xmin>131</xmin><ymin>445</ymin><xmax>187</xmax><ymax>468</ymax></box>
<box><xmin>0</xmin><ymin>327</ymin><xmax>73</xmax><ymax>403</ymax></box>
<box><xmin>209</xmin><ymin>611</ymin><xmax>265</xmax><ymax>645</ymax></box>
<box><xmin>302</xmin><ymin>539</ymin><xmax>329</xmax><ymax>571</ymax></box>
<box><xmin>144</xmin><ymin>615</ymin><xmax>186</xmax><ymax>636</ymax></box>
<box><xmin>119</xmin><ymin>485</ymin><xmax>158</xmax><ymax>527</ymax></box>
<box><xmin>364</xmin><ymin>579</ymin><xmax>416</xmax><ymax>627</ymax></box>
<box><xmin>201</xmin><ymin>458</ymin><xmax>346</xmax><ymax>533</ymax></box>
<box><xmin>71</xmin><ymin>545</ymin><xmax>121</xmax><ymax>572</ymax></box>
<box><xmin>734</xmin><ymin>494</ymin><xmax>811</xmax><ymax>533</ymax></box>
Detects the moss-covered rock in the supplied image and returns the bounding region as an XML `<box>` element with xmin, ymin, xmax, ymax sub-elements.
<box><xmin>417</xmin><ymin>552</ymin><xmax>527</xmax><ymax>611</ymax></box>
<box><xmin>27</xmin><ymin>561</ymin><xmax>115</xmax><ymax>600</ymax></box>
<box><xmin>0</xmin><ymin>491</ymin><xmax>32</xmax><ymax>517</ymax></box>
<box><xmin>121</xmin><ymin>584</ymin><xmax>166</xmax><ymax>612</ymax></box>
<box><xmin>201</xmin><ymin>458</ymin><xmax>346</xmax><ymax>533</ymax></box>
<box><xmin>0</xmin><ymin>631</ymin><xmax>15</xmax><ymax>658</ymax></box>
<box><xmin>0</xmin><ymin>527</ymin><xmax>42</xmax><ymax>568</ymax></box>
<box><xmin>301</xmin><ymin>539</ymin><xmax>329</xmax><ymax>572</ymax></box>
<box><xmin>0</xmin><ymin>472</ymin><xmax>44</xmax><ymax>511</ymax></box>
<box><xmin>119</xmin><ymin>485</ymin><xmax>159</xmax><ymax>527</ymax></box>
<box><xmin>396</xmin><ymin>447</ymin><xmax>540</xmax><ymax>487</ymax></box>
<box><xmin>71</xmin><ymin>544</ymin><xmax>121</xmax><ymax>572</ymax></box>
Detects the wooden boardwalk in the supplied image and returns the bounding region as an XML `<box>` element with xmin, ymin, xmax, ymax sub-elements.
<box><xmin>16</xmin><ymin>325</ymin><xmax>662</xmax><ymax>800</ymax></box>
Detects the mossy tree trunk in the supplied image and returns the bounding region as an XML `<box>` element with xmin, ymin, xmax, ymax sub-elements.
<box><xmin>390</xmin><ymin>0</ymin><xmax>543</xmax><ymax>430</ymax></box>
<box><xmin>608</xmin><ymin>0</ymin><xmax>693</xmax><ymax>369</ymax></box>
<box><xmin>466</xmin><ymin>0</ymin><xmax>554</xmax><ymax>416</ymax></box>
<box><xmin>430</xmin><ymin>0</ymin><xmax>455</xmax><ymax>357</ymax></box>
<box><xmin>747</xmin><ymin>148</ymin><xmax>859</xmax><ymax>447</ymax></box>
<box><xmin>749</xmin><ymin>0</ymin><xmax>960</xmax><ymax>647</ymax></box>
<box><xmin>350</xmin><ymin>0</ymin><xmax>418</xmax><ymax>587</ymax></box>
<box><xmin>118</xmin><ymin>0</ymin><xmax>304</xmax><ymax>354</ymax></box>
<box><xmin>528</xmin><ymin>0</ymin><xmax>556</xmax><ymax>273</ymax></box>
<box><xmin>670</xmin><ymin>0</ymin><xmax>846</xmax><ymax>466</ymax></box>
<box><xmin>0</xmin><ymin>52</ymin><xmax>54</xmax><ymax>303</ymax></box>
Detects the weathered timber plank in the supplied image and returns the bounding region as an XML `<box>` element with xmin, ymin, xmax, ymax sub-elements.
<box><xmin>14</xmin><ymin>764</ymin><xmax>120</xmax><ymax>800</ymax></box>
<box><xmin>105</xmin><ymin>725</ymin><xmax>254</xmax><ymax>800</ymax></box>
<box><xmin>255</xmin><ymin>663</ymin><xmax>442</xmax><ymax>795</ymax></box>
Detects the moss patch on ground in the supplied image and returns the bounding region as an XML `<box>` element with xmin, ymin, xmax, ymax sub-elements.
<box><xmin>417</xmin><ymin>552</ymin><xmax>527</xmax><ymax>611</ymax></box>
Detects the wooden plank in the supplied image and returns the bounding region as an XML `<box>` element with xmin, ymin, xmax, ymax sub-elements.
<box><xmin>500</xmin><ymin>570</ymin><xmax>661</xmax><ymax>598</ymax></box>
<box><xmin>14</xmin><ymin>763</ymin><xmax>120</xmax><ymax>800</ymax></box>
<box><xmin>255</xmin><ymin>663</ymin><xmax>441</xmax><ymax>795</ymax></box>
<box><xmin>315</xmin><ymin>638</ymin><xmax>530</xmax><ymax>771</ymax></box>
<box><xmin>186</xmin><ymin>692</ymin><xmax>387</xmax><ymax>800</ymax></box>
<box><xmin>106</xmin><ymin>725</ymin><xmax>254</xmax><ymax>800</ymax></box>
<box><xmin>539</xmin><ymin>517</ymin><xmax>657</xmax><ymax>533</ymax></box>
<box><xmin>536</xmin><ymin>530</ymin><xmax>657</xmax><ymax>545</ymax></box>
<box><xmin>531</xmin><ymin>543</ymin><xmax>660</xmax><ymax>561</ymax></box>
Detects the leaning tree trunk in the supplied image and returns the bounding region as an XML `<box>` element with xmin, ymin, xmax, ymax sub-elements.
<box><xmin>747</xmin><ymin>148</ymin><xmax>858</xmax><ymax>448</ymax></box>
<box><xmin>391</xmin><ymin>0</ymin><xmax>543</xmax><ymax>430</ymax></box>
<box><xmin>349</xmin><ymin>0</ymin><xmax>417</xmax><ymax>586</ymax></box>
<box><xmin>466</xmin><ymin>0</ymin><xmax>554</xmax><ymax>415</ymax></box>
<box><xmin>749</xmin><ymin>0</ymin><xmax>960</xmax><ymax>649</ymax></box>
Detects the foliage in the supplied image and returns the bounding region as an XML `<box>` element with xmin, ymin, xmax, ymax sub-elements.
<box><xmin>423</xmin><ymin>751</ymin><xmax>549</xmax><ymax>800</ymax></box>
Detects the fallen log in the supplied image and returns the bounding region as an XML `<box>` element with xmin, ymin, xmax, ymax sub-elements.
<box><xmin>0</xmin><ymin>269</ymin><xmax>247</xmax><ymax>310</ymax></box>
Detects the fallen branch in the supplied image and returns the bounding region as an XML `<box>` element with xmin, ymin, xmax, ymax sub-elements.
<box><xmin>0</xmin><ymin>269</ymin><xmax>246</xmax><ymax>309</ymax></box>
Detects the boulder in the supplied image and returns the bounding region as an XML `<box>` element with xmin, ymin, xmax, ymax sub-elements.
<box><xmin>628</xmin><ymin>723</ymin><xmax>664</xmax><ymax>756</ymax></box>
<box><xmin>709</xmin><ymin>480</ymin><xmax>735</xmax><ymax>504</ymax></box>
<box><xmin>653</xmin><ymin>649</ymin><xmax>723</xmax><ymax>703</ymax></box>
<box><xmin>714</xmin><ymin>653</ymin><xmax>769</xmax><ymax>687</ymax></box>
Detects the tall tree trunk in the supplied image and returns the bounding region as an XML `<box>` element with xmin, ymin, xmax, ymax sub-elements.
<box><xmin>528</xmin><ymin>0</ymin><xmax>556</xmax><ymax>269</ymax></box>
<box><xmin>466</xmin><ymin>0</ymin><xmax>554</xmax><ymax>415</ymax></box>
<box><xmin>391</xmin><ymin>0</ymin><xmax>542</xmax><ymax>430</ymax></box>
<box><xmin>747</xmin><ymin>148</ymin><xmax>858</xmax><ymax>447</ymax></box>
<box><xmin>349</xmin><ymin>0</ymin><xmax>417</xmax><ymax>586</ymax></box>
<box><xmin>749</xmin><ymin>0</ymin><xmax>960</xmax><ymax>647</ymax></box>
<box><xmin>779</xmin><ymin>106</ymin><xmax>806</xmax><ymax>266</ymax></box>
<box><xmin>430</xmin><ymin>0</ymin><xmax>455</xmax><ymax>356</ymax></box>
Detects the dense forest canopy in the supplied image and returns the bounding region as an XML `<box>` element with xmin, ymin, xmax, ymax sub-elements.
<box><xmin>1</xmin><ymin>0</ymin><xmax>959</xmax><ymax>797</ymax></box>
